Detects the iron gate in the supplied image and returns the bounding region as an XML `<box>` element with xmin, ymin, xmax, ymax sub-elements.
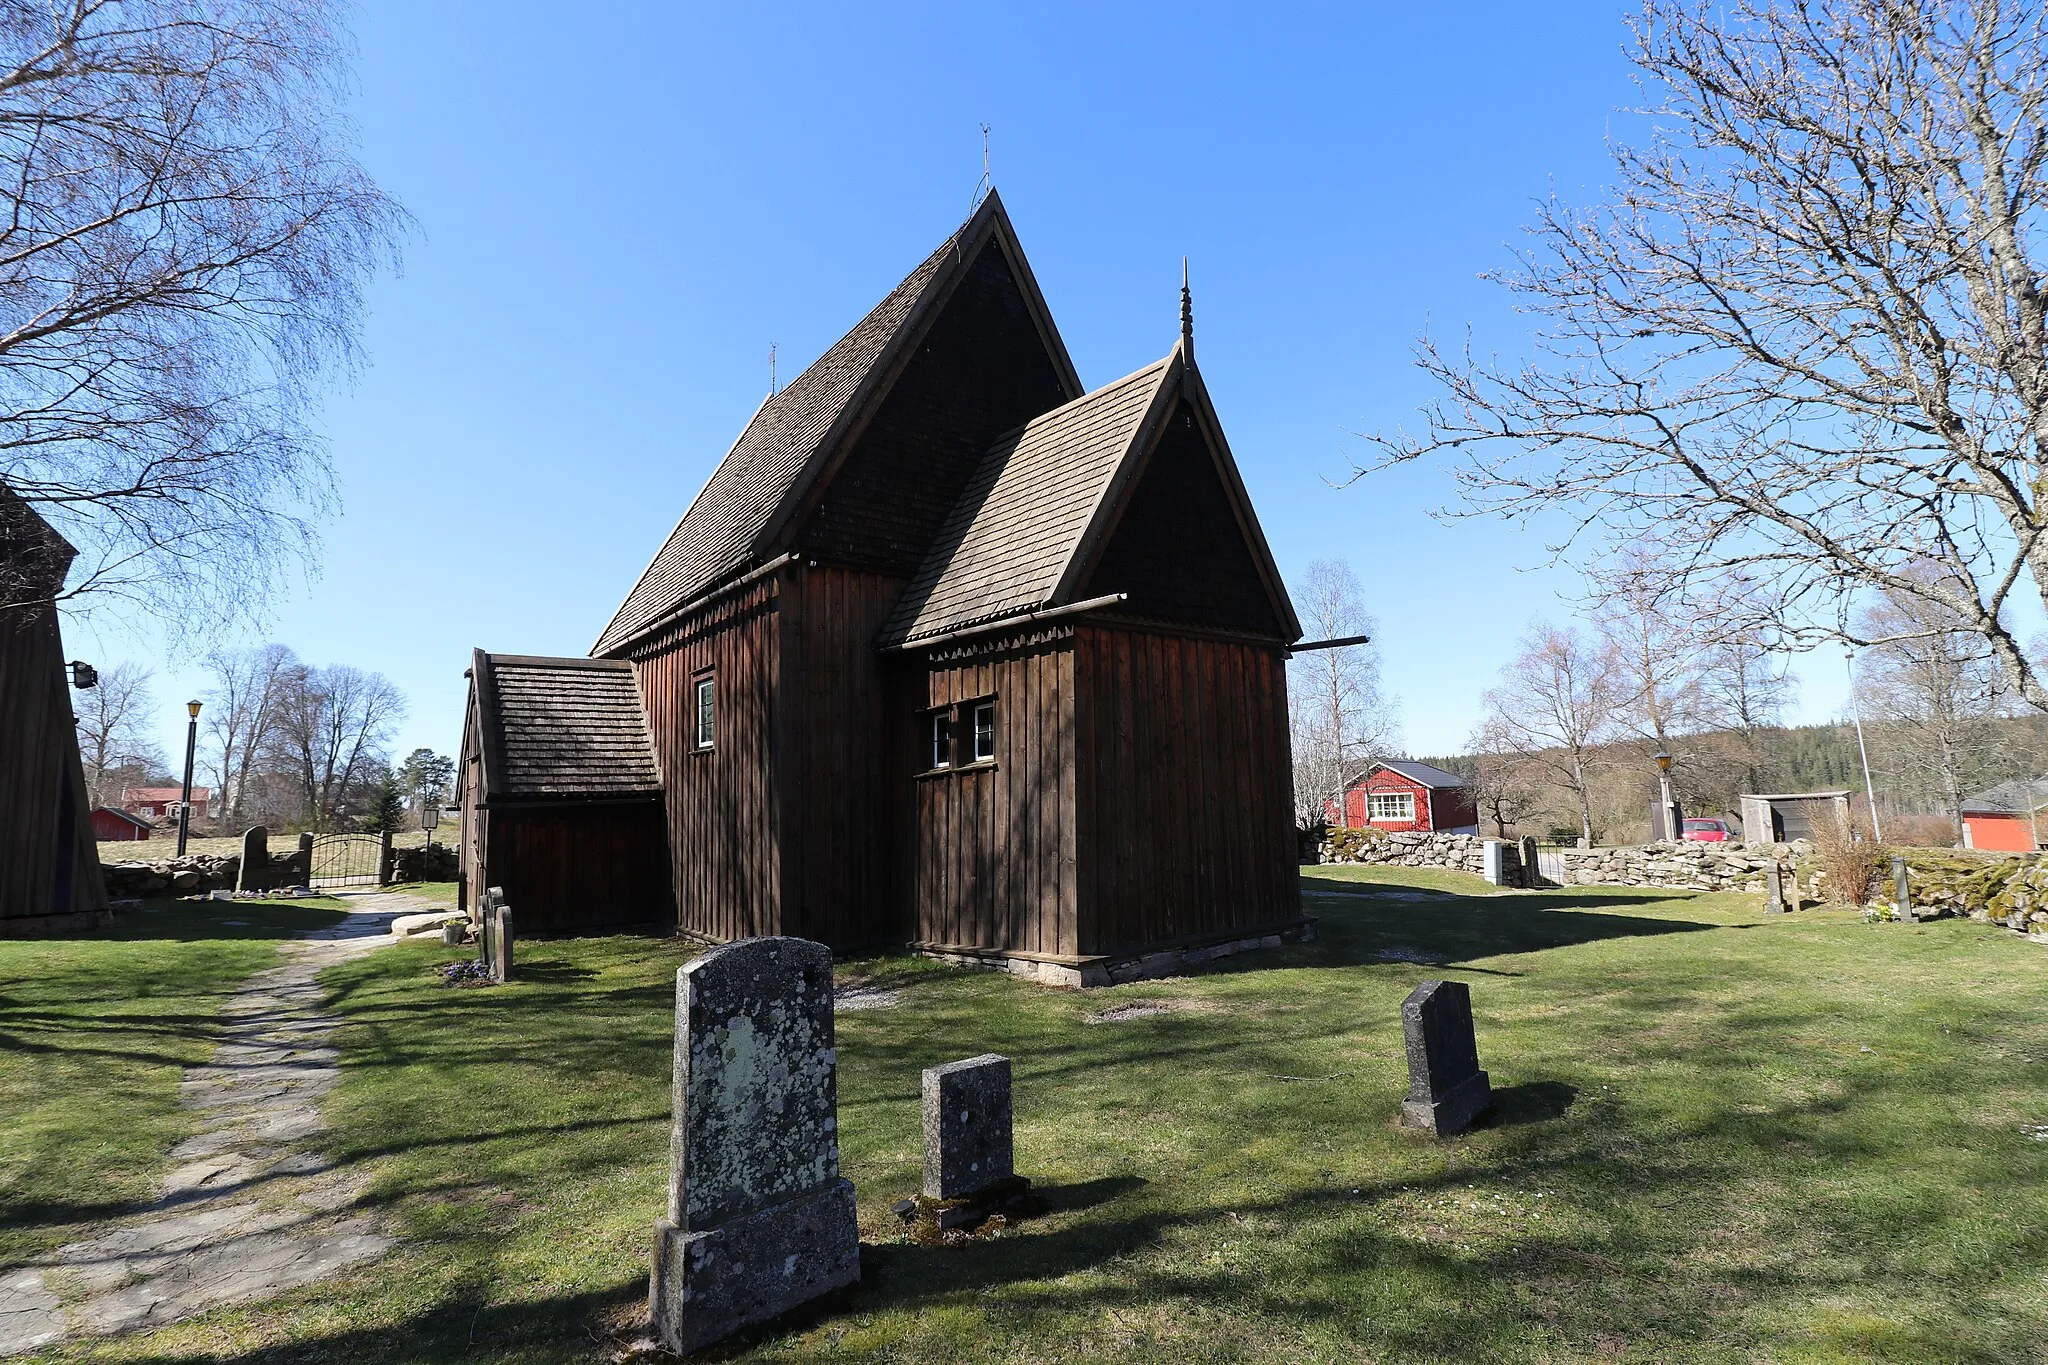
<box><xmin>310</xmin><ymin>833</ymin><xmax>383</xmax><ymax>887</ymax></box>
<box><xmin>1536</xmin><ymin>847</ymin><xmax>1569</xmax><ymax>886</ymax></box>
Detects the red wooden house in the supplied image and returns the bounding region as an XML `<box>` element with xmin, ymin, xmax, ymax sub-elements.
<box><xmin>92</xmin><ymin>807</ymin><xmax>152</xmax><ymax>841</ymax></box>
<box><xmin>461</xmin><ymin>194</ymin><xmax>1309</xmax><ymax>984</ymax></box>
<box><xmin>1328</xmin><ymin>761</ymin><xmax>1478</xmax><ymax>834</ymax></box>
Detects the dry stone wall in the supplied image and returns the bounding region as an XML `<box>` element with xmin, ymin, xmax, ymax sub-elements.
<box><xmin>1319</xmin><ymin>830</ymin><xmax>1494</xmax><ymax>875</ymax></box>
<box><xmin>1553</xmin><ymin>843</ymin><xmax>1782</xmax><ymax>891</ymax></box>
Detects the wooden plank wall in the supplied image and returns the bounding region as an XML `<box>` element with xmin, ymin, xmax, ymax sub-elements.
<box><xmin>0</xmin><ymin>603</ymin><xmax>108</xmax><ymax>931</ymax></box>
<box><xmin>490</xmin><ymin>801</ymin><xmax>672</xmax><ymax>934</ymax></box>
<box><xmin>779</xmin><ymin>565</ymin><xmax>905</xmax><ymax>948</ymax></box>
<box><xmin>1073</xmin><ymin>623</ymin><xmax>1296</xmax><ymax>958</ymax></box>
<box><xmin>630</xmin><ymin>576</ymin><xmax>782</xmax><ymax>941</ymax></box>
<box><xmin>904</xmin><ymin>629</ymin><xmax>1078</xmax><ymax>956</ymax></box>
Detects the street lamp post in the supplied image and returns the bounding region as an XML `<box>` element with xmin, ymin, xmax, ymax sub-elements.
<box><xmin>176</xmin><ymin>699</ymin><xmax>201</xmax><ymax>857</ymax></box>
<box><xmin>1654</xmin><ymin>748</ymin><xmax>1680</xmax><ymax>842</ymax></box>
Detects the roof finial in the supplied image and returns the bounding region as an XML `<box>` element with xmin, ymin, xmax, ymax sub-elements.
<box><xmin>969</xmin><ymin>123</ymin><xmax>992</xmax><ymax>214</ymax></box>
<box><xmin>769</xmin><ymin>341</ymin><xmax>778</xmax><ymax>396</ymax></box>
<box><xmin>1180</xmin><ymin>256</ymin><xmax>1194</xmax><ymax>361</ymax></box>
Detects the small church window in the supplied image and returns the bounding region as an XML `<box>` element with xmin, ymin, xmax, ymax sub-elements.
<box><xmin>972</xmin><ymin>701</ymin><xmax>996</xmax><ymax>762</ymax></box>
<box><xmin>930</xmin><ymin>710</ymin><xmax>953</xmax><ymax>769</ymax></box>
<box><xmin>694</xmin><ymin>676</ymin><xmax>715</xmax><ymax>749</ymax></box>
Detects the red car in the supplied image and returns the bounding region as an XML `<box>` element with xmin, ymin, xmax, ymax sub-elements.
<box><xmin>1682</xmin><ymin>817</ymin><xmax>1734</xmax><ymax>842</ymax></box>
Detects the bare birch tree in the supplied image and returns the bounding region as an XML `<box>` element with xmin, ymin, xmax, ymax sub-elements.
<box><xmin>0</xmin><ymin>0</ymin><xmax>403</xmax><ymax>629</ymax></box>
<box><xmin>1856</xmin><ymin>579</ymin><xmax>2011</xmax><ymax>833</ymax></box>
<box><xmin>1479</xmin><ymin>624</ymin><xmax>1620</xmax><ymax>844</ymax></box>
<box><xmin>1365</xmin><ymin>0</ymin><xmax>2048</xmax><ymax>713</ymax></box>
<box><xmin>73</xmin><ymin>658</ymin><xmax>160</xmax><ymax>805</ymax></box>
<box><xmin>1286</xmin><ymin>559</ymin><xmax>1397</xmax><ymax>825</ymax></box>
<box><xmin>202</xmin><ymin>641</ymin><xmax>296</xmax><ymax>826</ymax></box>
<box><xmin>267</xmin><ymin>661</ymin><xmax>403</xmax><ymax>830</ymax></box>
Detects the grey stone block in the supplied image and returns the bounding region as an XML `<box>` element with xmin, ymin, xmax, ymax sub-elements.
<box><xmin>650</xmin><ymin>936</ymin><xmax>857</xmax><ymax>1355</ymax></box>
<box><xmin>649</xmin><ymin>1180</ymin><xmax>859</xmax><ymax>1357</ymax></box>
<box><xmin>1398</xmin><ymin>979</ymin><xmax>1491</xmax><ymax>1137</ymax></box>
<box><xmin>922</xmin><ymin>1054</ymin><xmax>1013</xmax><ymax>1199</ymax></box>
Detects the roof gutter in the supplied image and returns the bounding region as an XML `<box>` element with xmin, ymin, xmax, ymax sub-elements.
<box><xmin>887</xmin><ymin>592</ymin><xmax>1127</xmax><ymax>653</ymax></box>
<box><xmin>598</xmin><ymin>553</ymin><xmax>798</xmax><ymax>657</ymax></box>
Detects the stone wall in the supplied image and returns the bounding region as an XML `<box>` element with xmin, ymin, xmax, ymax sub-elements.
<box><xmin>390</xmin><ymin>843</ymin><xmax>457</xmax><ymax>883</ymax></box>
<box><xmin>102</xmin><ymin>850</ymin><xmax>307</xmax><ymax>899</ymax></box>
<box><xmin>1552</xmin><ymin>842</ymin><xmax>1784</xmax><ymax>892</ymax></box>
<box><xmin>1320</xmin><ymin>829</ymin><xmax>1494</xmax><ymax>875</ymax></box>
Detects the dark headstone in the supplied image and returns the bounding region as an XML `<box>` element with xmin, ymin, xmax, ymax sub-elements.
<box><xmin>234</xmin><ymin>826</ymin><xmax>269</xmax><ymax>894</ymax></box>
<box><xmin>649</xmin><ymin>937</ymin><xmax>858</xmax><ymax>1356</ymax></box>
<box><xmin>1519</xmin><ymin>835</ymin><xmax>1542</xmax><ymax>888</ymax></box>
<box><xmin>923</xmin><ymin>1054</ymin><xmax>1013</xmax><ymax>1199</ymax></box>
<box><xmin>1399</xmin><ymin>979</ymin><xmax>1491</xmax><ymax>1137</ymax></box>
<box><xmin>295</xmin><ymin>832</ymin><xmax>313</xmax><ymax>889</ymax></box>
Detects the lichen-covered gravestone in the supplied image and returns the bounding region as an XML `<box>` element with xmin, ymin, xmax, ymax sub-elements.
<box><xmin>923</xmin><ymin>1054</ymin><xmax>1013</xmax><ymax>1199</ymax></box>
<box><xmin>1399</xmin><ymin>979</ymin><xmax>1491</xmax><ymax>1137</ymax></box>
<box><xmin>650</xmin><ymin>937</ymin><xmax>858</xmax><ymax>1355</ymax></box>
<box><xmin>1765</xmin><ymin>863</ymin><xmax>1787</xmax><ymax>915</ymax></box>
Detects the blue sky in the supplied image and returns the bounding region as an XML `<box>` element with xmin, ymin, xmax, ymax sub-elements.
<box><xmin>71</xmin><ymin>0</ymin><xmax>1859</xmax><ymax>771</ymax></box>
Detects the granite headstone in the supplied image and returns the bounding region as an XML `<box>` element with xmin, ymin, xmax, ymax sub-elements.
<box><xmin>649</xmin><ymin>937</ymin><xmax>858</xmax><ymax>1356</ymax></box>
<box><xmin>234</xmin><ymin>826</ymin><xmax>269</xmax><ymax>894</ymax></box>
<box><xmin>1399</xmin><ymin>979</ymin><xmax>1491</xmax><ymax>1137</ymax></box>
<box><xmin>923</xmin><ymin>1054</ymin><xmax>1013</xmax><ymax>1199</ymax></box>
<box><xmin>1765</xmin><ymin>862</ymin><xmax>1786</xmax><ymax>915</ymax></box>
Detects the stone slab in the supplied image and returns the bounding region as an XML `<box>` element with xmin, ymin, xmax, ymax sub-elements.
<box><xmin>922</xmin><ymin>1055</ymin><xmax>1014</xmax><ymax>1199</ymax></box>
<box><xmin>649</xmin><ymin>1181</ymin><xmax>859</xmax><ymax>1357</ymax></box>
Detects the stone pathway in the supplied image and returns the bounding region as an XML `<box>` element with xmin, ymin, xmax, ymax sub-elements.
<box><xmin>0</xmin><ymin>891</ymin><xmax>440</xmax><ymax>1357</ymax></box>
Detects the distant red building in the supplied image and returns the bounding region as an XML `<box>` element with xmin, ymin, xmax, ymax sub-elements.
<box><xmin>120</xmin><ymin>786</ymin><xmax>210</xmax><ymax>821</ymax></box>
<box><xmin>92</xmin><ymin>807</ymin><xmax>152</xmax><ymax>841</ymax></box>
<box><xmin>1326</xmin><ymin>761</ymin><xmax>1479</xmax><ymax>835</ymax></box>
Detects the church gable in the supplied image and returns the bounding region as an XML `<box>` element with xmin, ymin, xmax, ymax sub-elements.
<box><xmin>790</xmin><ymin>221</ymin><xmax>1079</xmax><ymax>574</ymax></box>
<box><xmin>1079</xmin><ymin>388</ymin><xmax>1297</xmax><ymax>642</ymax></box>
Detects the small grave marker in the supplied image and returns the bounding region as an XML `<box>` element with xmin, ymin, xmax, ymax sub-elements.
<box><xmin>492</xmin><ymin>905</ymin><xmax>514</xmax><ymax>982</ymax></box>
<box><xmin>234</xmin><ymin>826</ymin><xmax>268</xmax><ymax>894</ymax></box>
<box><xmin>1765</xmin><ymin>863</ymin><xmax>1787</xmax><ymax>914</ymax></box>
<box><xmin>1399</xmin><ymin>979</ymin><xmax>1491</xmax><ymax>1137</ymax></box>
<box><xmin>649</xmin><ymin>937</ymin><xmax>858</xmax><ymax>1356</ymax></box>
<box><xmin>923</xmin><ymin>1055</ymin><xmax>1013</xmax><ymax>1200</ymax></box>
<box><xmin>1893</xmin><ymin>856</ymin><xmax>1915</xmax><ymax>922</ymax></box>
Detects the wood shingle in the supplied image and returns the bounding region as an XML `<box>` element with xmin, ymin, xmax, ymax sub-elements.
<box><xmin>471</xmin><ymin>652</ymin><xmax>661</xmax><ymax>801</ymax></box>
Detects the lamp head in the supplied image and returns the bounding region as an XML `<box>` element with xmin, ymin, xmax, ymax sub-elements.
<box><xmin>1654</xmin><ymin>748</ymin><xmax>1673</xmax><ymax>772</ymax></box>
<box><xmin>186</xmin><ymin>699</ymin><xmax>202</xmax><ymax>719</ymax></box>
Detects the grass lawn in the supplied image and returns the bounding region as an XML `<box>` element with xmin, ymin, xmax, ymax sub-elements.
<box><xmin>0</xmin><ymin>896</ymin><xmax>350</xmax><ymax>1268</ymax></box>
<box><xmin>16</xmin><ymin>868</ymin><xmax>2048</xmax><ymax>1362</ymax></box>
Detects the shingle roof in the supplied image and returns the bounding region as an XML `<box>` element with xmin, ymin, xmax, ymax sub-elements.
<box><xmin>879</xmin><ymin>359</ymin><xmax>1174</xmax><ymax>647</ymax></box>
<box><xmin>473</xmin><ymin>653</ymin><xmax>661</xmax><ymax>801</ymax></box>
<box><xmin>1962</xmin><ymin>777</ymin><xmax>2048</xmax><ymax>816</ymax></box>
<box><xmin>589</xmin><ymin>235</ymin><xmax>960</xmax><ymax>655</ymax></box>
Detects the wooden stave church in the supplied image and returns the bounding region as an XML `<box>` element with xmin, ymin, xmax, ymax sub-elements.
<box><xmin>459</xmin><ymin>193</ymin><xmax>1307</xmax><ymax>982</ymax></box>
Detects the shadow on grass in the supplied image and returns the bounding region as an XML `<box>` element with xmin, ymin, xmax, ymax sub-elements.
<box><xmin>1478</xmin><ymin>1081</ymin><xmax>1578</xmax><ymax>1127</ymax></box>
<box><xmin>86</xmin><ymin>896</ymin><xmax>351</xmax><ymax>943</ymax></box>
<box><xmin>1290</xmin><ymin>880</ymin><xmax>1723</xmax><ymax>971</ymax></box>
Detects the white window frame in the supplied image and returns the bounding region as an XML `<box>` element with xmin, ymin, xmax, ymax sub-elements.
<box><xmin>971</xmin><ymin>700</ymin><xmax>996</xmax><ymax>763</ymax></box>
<box><xmin>693</xmin><ymin>676</ymin><xmax>715</xmax><ymax>750</ymax></box>
<box><xmin>929</xmin><ymin>710</ymin><xmax>953</xmax><ymax>770</ymax></box>
<box><xmin>1368</xmin><ymin>790</ymin><xmax>1415</xmax><ymax>823</ymax></box>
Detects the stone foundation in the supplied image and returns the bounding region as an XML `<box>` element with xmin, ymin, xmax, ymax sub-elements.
<box><xmin>913</xmin><ymin>919</ymin><xmax>1317</xmax><ymax>987</ymax></box>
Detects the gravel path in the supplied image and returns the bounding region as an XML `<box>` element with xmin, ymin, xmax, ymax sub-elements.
<box><xmin>0</xmin><ymin>891</ymin><xmax>439</xmax><ymax>1357</ymax></box>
